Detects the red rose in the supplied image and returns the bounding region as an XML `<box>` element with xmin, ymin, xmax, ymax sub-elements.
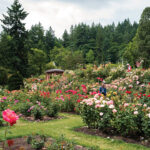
<box><xmin>7</xmin><ymin>140</ymin><xmax>14</xmax><ymax>147</ymax></box>
<box><xmin>126</xmin><ymin>91</ymin><xmax>132</xmax><ymax>94</ymax></box>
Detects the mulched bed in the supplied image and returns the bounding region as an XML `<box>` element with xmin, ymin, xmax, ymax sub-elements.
<box><xmin>0</xmin><ymin>137</ymin><xmax>34</xmax><ymax>150</ymax></box>
<box><xmin>75</xmin><ymin>127</ymin><xmax>150</xmax><ymax>147</ymax></box>
<box><xmin>21</xmin><ymin>115</ymin><xmax>64</xmax><ymax>122</ymax></box>
<box><xmin>0</xmin><ymin>137</ymin><xmax>88</xmax><ymax>150</ymax></box>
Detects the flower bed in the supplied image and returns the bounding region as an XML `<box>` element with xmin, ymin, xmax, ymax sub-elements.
<box><xmin>80</xmin><ymin>68</ymin><xmax>150</xmax><ymax>140</ymax></box>
<box><xmin>0</xmin><ymin>64</ymin><xmax>150</xmax><ymax>143</ymax></box>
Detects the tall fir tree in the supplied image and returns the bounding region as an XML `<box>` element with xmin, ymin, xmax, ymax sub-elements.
<box><xmin>1</xmin><ymin>0</ymin><xmax>28</xmax><ymax>77</ymax></box>
<box><xmin>28</xmin><ymin>22</ymin><xmax>45</xmax><ymax>50</ymax></box>
<box><xmin>62</xmin><ymin>29</ymin><xmax>70</xmax><ymax>48</ymax></box>
<box><xmin>45</xmin><ymin>26</ymin><xmax>55</xmax><ymax>61</ymax></box>
<box><xmin>137</xmin><ymin>7</ymin><xmax>150</xmax><ymax>68</ymax></box>
<box><xmin>96</xmin><ymin>25</ymin><xmax>104</xmax><ymax>64</ymax></box>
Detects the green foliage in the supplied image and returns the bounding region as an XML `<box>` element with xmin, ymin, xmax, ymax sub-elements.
<box><xmin>31</xmin><ymin>105</ymin><xmax>45</xmax><ymax>120</ymax></box>
<box><xmin>45</xmin><ymin>62</ymin><xmax>56</xmax><ymax>70</ymax></box>
<box><xmin>27</xmin><ymin>23</ymin><xmax>45</xmax><ymax>50</ymax></box>
<box><xmin>137</xmin><ymin>7</ymin><xmax>150</xmax><ymax>68</ymax></box>
<box><xmin>47</xmin><ymin>135</ymin><xmax>75</xmax><ymax>150</ymax></box>
<box><xmin>50</xmin><ymin>47</ymin><xmax>84</xmax><ymax>70</ymax></box>
<box><xmin>28</xmin><ymin>48</ymin><xmax>47</xmax><ymax>75</ymax></box>
<box><xmin>86</xmin><ymin>49</ymin><xmax>95</xmax><ymax>63</ymax></box>
<box><xmin>19</xmin><ymin>102</ymin><xmax>32</xmax><ymax>117</ymax></box>
<box><xmin>123</xmin><ymin>34</ymin><xmax>139</xmax><ymax>67</ymax></box>
<box><xmin>80</xmin><ymin>99</ymin><xmax>150</xmax><ymax>138</ymax></box>
<box><xmin>46</xmin><ymin>102</ymin><xmax>59</xmax><ymax>117</ymax></box>
<box><xmin>27</xmin><ymin>134</ymin><xmax>46</xmax><ymax>150</ymax></box>
<box><xmin>142</xmin><ymin>116</ymin><xmax>150</xmax><ymax>138</ymax></box>
<box><xmin>0</xmin><ymin>113</ymin><xmax>4</xmax><ymax>127</ymax></box>
<box><xmin>112</xmin><ymin>106</ymin><xmax>141</xmax><ymax>136</ymax></box>
<box><xmin>1</xmin><ymin>0</ymin><xmax>28</xmax><ymax>77</ymax></box>
<box><xmin>0</xmin><ymin>67</ymin><xmax>8</xmax><ymax>86</ymax></box>
<box><xmin>110</xmin><ymin>66</ymin><xmax>126</xmax><ymax>80</ymax></box>
<box><xmin>8</xmin><ymin>72</ymin><xmax>24</xmax><ymax>91</ymax></box>
<box><xmin>62</xmin><ymin>29</ymin><xmax>70</xmax><ymax>48</ymax></box>
<box><xmin>0</xmin><ymin>34</ymin><xmax>12</xmax><ymax>68</ymax></box>
<box><xmin>97</xmin><ymin>67</ymin><xmax>110</xmax><ymax>79</ymax></box>
<box><xmin>96</xmin><ymin>26</ymin><xmax>104</xmax><ymax>64</ymax></box>
<box><xmin>81</xmin><ymin>104</ymin><xmax>99</xmax><ymax>128</ymax></box>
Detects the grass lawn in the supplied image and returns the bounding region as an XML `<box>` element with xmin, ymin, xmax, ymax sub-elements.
<box><xmin>0</xmin><ymin>113</ymin><xmax>150</xmax><ymax>150</ymax></box>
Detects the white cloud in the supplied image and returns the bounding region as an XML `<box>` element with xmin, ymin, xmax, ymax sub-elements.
<box><xmin>20</xmin><ymin>0</ymin><xmax>117</xmax><ymax>37</ymax></box>
<box><xmin>0</xmin><ymin>0</ymin><xmax>150</xmax><ymax>38</ymax></box>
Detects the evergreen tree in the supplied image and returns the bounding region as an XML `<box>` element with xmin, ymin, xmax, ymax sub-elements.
<box><xmin>28</xmin><ymin>22</ymin><xmax>45</xmax><ymax>50</ymax></box>
<box><xmin>123</xmin><ymin>34</ymin><xmax>139</xmax><ymax>67</ymax></box>
<box><xmin>96</xmin><ymin>25</ymin><xmax>104</xmax><ymax>64</ymax></box>
<box><xmin>0</xmin><ymin>33</ymin><xmax>12</xmax><ymax>68</ymax></box>
<box><xmin>62</xmin><ymin>29</ymin><xmax>70</xmax><ymax>48</ymax></box>
<box><xmin>86</xmin><ymin>49</ymin><xmax>95</xmax><ymax>63</ymax></box>
<box><xmin>45</xmin><ymin>26</ymin><xmax>55</xmax><ymax>61</ymax></box>
<box><xmin>137</xmin><ymin>7</ymin><xmax>150</xmax><ymax>68</ymax></box>
<box><xmin>1</xmin><ymin>0</ymin><xmax>28</xmax><ymax>77</ymax></box>
<box><xmin>28</xmin><ymin>48</ymin><xmax>47</xmax><ymax>75</ymax></box>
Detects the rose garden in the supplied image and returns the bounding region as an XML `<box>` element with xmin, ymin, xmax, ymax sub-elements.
<box><xmin>0</xmin><ymin>64</ymin><xmax>150</xmax><ymax>150</ymax></box>
<box><xmin>0</xmin><ymin>0</ymin><xmax>150</xmax><ymax>149</ymax></box>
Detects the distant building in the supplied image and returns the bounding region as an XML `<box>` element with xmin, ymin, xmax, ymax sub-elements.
<box><xmin>45</xmin><ymin>69</ymin><xmax>64</xmax><ymax>80</ymax></box>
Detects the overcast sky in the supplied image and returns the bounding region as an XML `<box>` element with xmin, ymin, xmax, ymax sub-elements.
<box><xmin>0</xmin><ymin>0</ymin><xmax>150</xmax><ymax>38</ymax></box>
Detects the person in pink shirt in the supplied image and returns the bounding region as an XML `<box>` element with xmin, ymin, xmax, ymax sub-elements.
<box><xmin>127</xmin><ymin>64</ymin><xmax>132</xmax><ymax>72</ymax></box>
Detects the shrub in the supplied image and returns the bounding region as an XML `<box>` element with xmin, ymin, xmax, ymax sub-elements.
<box><xmin>112</xmin><ymin>107</ymin><xmax>140</xmax><ymax>136</ymax></box>
<box><xmin>31</xmin><ymin>105</ymin><xmax>45</xmax><ymax>120</ymax></box>
<box><xmin>75</xmin><ymin>69</ymin><xmax>85</xmax><ymax>78</ymax></box>
<box><xmin>45</xmin><ymin>61</ymin><xmax>56</xmax><ymax>70</ymax></box>
<box><xmin>19</xmin><ymin>102</ymin><xmax>32</xmax><ymax>117</ymax></box>
<box><xmin>110</xmin><ymin>66</ymin><xmax>126</xmax><ymax>80</ymax></box>
<box><xmin>8</xmin><ymin>72</ymin><xmax>24</xmax><ymax>91</ymax></box>
<box><xmin>0</xmin><ymin>68</ymin><xmax>8</xmax><ymax>86</ymax></box>
<box><xmin>27</xmin><ymin>134</ymin><xmax>46</xmax><ymax>150</ymax></box>
<box><xmin>0</xmin><ymin>113</ymin><xmax>5</xmax><ymax>126</ymax></box>
<box><xmin>80</xmin><ymin>95</ymin><xmax>150</xmax><ymax>138</ymax></box>
<box><xmin>46</xmin><ymin>102</ymin><xmax>59</xmax><ymax>117</ymax></box>
<box><xmin>142</xmin><ymin>115</ymin><xmax>150</xmax><ymax>138</ymax></box>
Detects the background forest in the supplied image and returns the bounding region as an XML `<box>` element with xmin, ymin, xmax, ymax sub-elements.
<box><xmin>0</xmin><ymin>0</ymin><xmax>149</xmax><ymax>83</ymax></box>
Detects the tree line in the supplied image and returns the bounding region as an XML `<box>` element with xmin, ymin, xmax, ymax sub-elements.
<box><xmin>0</xmin><ymin>0</ymin><xmax>149</xmax><ymax>79</ymax></box>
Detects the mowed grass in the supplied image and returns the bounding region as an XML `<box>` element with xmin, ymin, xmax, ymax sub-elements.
<box><xmin>0</xmin><ymin>113</ymin><xmax>150</xmax><ymax>150</ymax></box>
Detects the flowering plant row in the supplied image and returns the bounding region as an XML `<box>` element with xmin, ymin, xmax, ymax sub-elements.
<box><xmin>80</xmin><ymin>94</ymin><xmax>150</xmax><ymax>138</ymax></box>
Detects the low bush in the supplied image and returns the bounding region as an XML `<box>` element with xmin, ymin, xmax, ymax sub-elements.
<box><xmin>46</xmin><ymin>102</ymin><xmax>59</xmax><ymax>117</ymax></box>
<box><xmin>80</xmin><ymin>95</ymin><xmax>150</xmax><ymax>138</ymax></box>
<box><xmin>0</xmin><ymin>68</ymin><xmax>8</xmax><ymax>86</ymax></box>
<box><xmin>8</xmin><ymin>72</ymin><xmax>24</xmax><ymax>91</ymax></box>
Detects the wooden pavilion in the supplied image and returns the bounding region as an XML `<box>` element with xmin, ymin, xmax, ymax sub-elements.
<box><xmin>45</xmin><ymin>69</ymin><xmax>64</xmax><ymax>80</ymax></box>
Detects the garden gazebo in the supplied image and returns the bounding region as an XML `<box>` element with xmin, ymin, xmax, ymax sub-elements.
<box><xmin>45</xmin><ymin>69</ymin><xmax>64</xmax><ymax>80</ymax></box>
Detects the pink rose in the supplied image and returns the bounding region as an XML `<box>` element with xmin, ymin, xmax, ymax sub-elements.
<box><xmin>112</xmin><ymin>109</ymin><xmax>117</xmax><ymax>113</ymax></box>
<box><xmin>2</xmin><ymin>109</ymin><xmax>19</xmax><ymax>126</ymax></box>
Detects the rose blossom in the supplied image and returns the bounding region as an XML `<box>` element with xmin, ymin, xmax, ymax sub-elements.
<box><xmin>124</xmin><ymin>103</ymin><xmax>129</xmax><ymax>107</ymax></box>
<box><xmin>100</xmin><ymin>104</ymin><xmax>105</xmax><ymax>108</ymax></box>
<box><xmin>107</xmin><ymin>100</ymin><xmax>114</xmax><ymax>105</ymax></box>
<box><xmin>94</xmin><ymin>94</ymin><xmax>99</xmax><ymax>99</ymax></box>
<box><xmin>109</xmin><ymin>105</ymin><xmax>114</xmax><ymax>109</ymax></box>
<box><xmin>99</xmin><ymin>112</ymin><xmax>103</xmax><ymax>116</ymax></box>
<box><xmin>95</xmin><ymin>104</ymin><xmax>101</xmax><ymax>108</ymax></box>
<box><xmin>147</xmin><ymin>113</ymin><xmax>150</xmax><ymax>118</ymax></box>
<box><xmin>134</xmin><ymin>111</ymin><xmax>138</xmax><ymax>115</ymax></box>
<box><xmin>2</xmin><ymin>109</ymin><xmax>19</xmax><ymax>126</ymax></box>
<box><xmin>112</xmin><ymin>109</ymin><xmax>117</xmax><ymax>113</ymax></box>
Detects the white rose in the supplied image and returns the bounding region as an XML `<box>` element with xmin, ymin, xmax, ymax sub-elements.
<box><xmin>147</xmin><ymin>113</ymin><xmax>150</xmax><ymax>118</ymax></box>
<box><xmin>109</xmin><ymin>105</ymin><xmax>114</xmax><ymax>109</ymax></box>
<box><xmin>99</xmin><ymin>112</ymin><xmax>103</xmax><ymax>116</ymax></box>
<box><xmin>134</xmin><ymin>111</ymin><xmax>138</xmax><ymax>115</ymax></box>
